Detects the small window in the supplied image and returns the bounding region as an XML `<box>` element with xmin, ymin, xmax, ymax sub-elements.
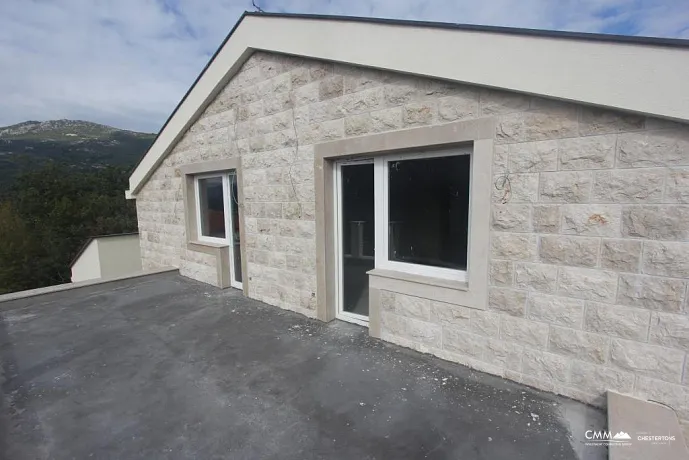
<box><xmin>197</xmin><ymin>176</ymin><xmax>226</xmax><ymax>239</ymax></box>
<box><xmin>376</xmin><ymin>149</ymin><xmax>471</xmax><ymax>281</ymax></box>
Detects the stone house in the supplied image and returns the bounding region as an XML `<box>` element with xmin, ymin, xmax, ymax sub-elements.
<box><xmin>127</xmin><ymin>13</ymin><xmax>689</xmax><ymax>431</ymax></box>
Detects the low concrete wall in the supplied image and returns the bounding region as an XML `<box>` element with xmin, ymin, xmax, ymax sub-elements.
<box><xmin>71</xmin><ymin>234</ymin><xmax>142</xmax><ymax>283</ymax></box>
<box><xmin>97</xmin><ymin>234</ymin><xmax>143</xmax><ymax>279</ymax></box>
<box><xmin>71</xmin><ymin>239</ymin><xmax>101</xmax><ymax>282</ymax></box>
<box><xmin>1</xmin><ymin>267</ymin><xmax>178</xmax><ymax>305</ymax></box>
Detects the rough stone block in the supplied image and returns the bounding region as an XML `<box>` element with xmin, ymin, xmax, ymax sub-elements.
<box><xmin>274</xmin><ymin>236</ymin><xmax>314</xmax><ymax>256</ymax></box>
<box><xmin>281</xmin><ymin>202</ymin><xmax>315</xmax><ymax>220</ymax></box>
<box><xmin>342</xmin><ymin>68</ymin><xmax>383</xmax><ymax>94</ymax></box>
<box><xmin>617</xmin><ymin>274</ymin><xmax>686</xmax><ymax>313</ymax></box>
<box><xmin>307</xmin><ymin>61</ymin><xmax>333</xmax><ymax>80</ymax></box>
<box><xmin>442</xmin><ymin>328</ymin><xmax>487</xmax><ymax>358</ymax></box>
<box><xmin>319</xmin><ymin>75</ymin><xmax>343</xmax><ymax>100</ymax></box>
<box><xmin>438</xmin><ymin>95</ymin><xmax>478</xmax><ymax>121</ymax></box>
<box><xmin>429</xmin><ymin>301</ymin><xmax>471</xmax><ymax>327</ymax></box>
<box><xmin>579</xmin><ymin>107</ymin><xmax>644</xmax><ymax>135</ymax></box>
<box><xmin>521</xmin><ymin>349</ymin><xmax>570</xmax><ymax>383</ymax></box>
<box><xmin>489</xmin><ymin>260</ymin><xmax>513</xmax><ymax>287</ymax></box>
<box><xmin>584</xmin><ymin>302</ymin><xmax>650</xmax><ymax>341</ymax></box>
<box><xmin>643</xmin><ymin>241</ymin><xmax>689</xmax><ymax>278</ymax></box>
<box><xmin>278</xmin><ymin>220</ymin><xmax>315</xmax><ymax>239</ymax></box>
<box><xmin>559</xmin><ymin>135</ymin><xmax>616</xmax><ymax>170</ymax></box>
<box><xmin>384</xmin><ymin>81</ymin><xmax>417</xmax><ymax>105</ymax></box>
<box><xmin>540</xmin><ymin>171</ymin><xmax>592</xmax><ymax>203</ymax></box>
<box><xmin>402</xmin><ymin>102</ymin><xmax>436</xmax><ymax>126</ymax></box>
<box><xmin>492</xmin><ymin>173</ymin><xmax>539</xmax><ymax>203</ymax></box>
<box><xmin>483</xmin><ymin>338</ymin><xmax>523</xmax><ymax>371</ymax></box>
<box><xmin>263</xmin><ymin>93</ymin><xmax>292</xmax><ymax>116</ymax></box>
<box><xmin>290</xmin><ymin>67</ymin><xmax>311</xmax><ymax>88</ymax></box>
<box><xmin>293</xmin><ymin>82</ymin><xmax>320</xmax><ymax>107</ymax></box>
<box><xmin>622</xmin><ymin>206</ymin><xmax>689</xmax><ymax>241</ymax></box>
<box><xmin>569</xmin><ymin>360</ymin><xmax>635</xmax><ymax>394</ymax></box>
<box><xmin>527</xmin><ymin>293</ymin><xmax>584</xmax><ymax>327</ymax></box>
<box><xmin>470</xmin><ymin>311</ymin><xmax>501</xmax><ymax>338</ymax></box>
<box><xmin>665</xmin><ymin>167</ymin><xmax>689</xmax><ymax>204</ymax></box>
<box><xmin>491</xmin><ymin>205</ymin><xmax>531</xmax><ymax>232</ymax></box>
<box><xmin>491</xmin><ymin>233</ymin><xmax>537</xmax><ymax>261</ymax></box>
<box><xmin>297</xmin><ymin>119</ymin><xmax>344</xmax><ymax>145</ymax></box>
<box><xmin>514</xmin><ymin>263</ymin><xmax>557</xmax><ymax>293</ymax></box>
<box><xmin>508</xmin><ymin>140</ymin><xmax>558</xmax><ymax>173</ymax></box>
<box><xmin>416</xmin><ymin>80</ymin><xmax>476</xmax><ymax>98</ymax></box>
<box><xmin>562</xmin><ymin>205</ymin><xmax>622</xmax><ymax>237</ymax></box>
<box><xmin>340</xmin><ymin>87</ymin><xmax>385</xmax><ymax>115</ymax></box>
<box><xmin>488</xmin><ymin>287</ymin><xmax>527</xmax><ymax>316</ymax></box>
<box><xmin>380</xmin><ymin>291</ymin><xmax>396</xmax><ymax>311</ymax></box>
<box><xmin>600</xmin><ymin>239</ymin><xmax>642</xmax><ymax>273</ymax></box>
<box><xmin>493</xmin><ymin>145</ymin><xmax>508</xmax><ymax>174</ymax></box>
<box><xmin>393</xmin><ymin>294</ymin><xmax>431</xmax><ymax>320</ymax></box>
<box><xmin>256</xmin><ymin>218</ymin><xmax>279</xmax><ymax>235</ymax></box>
<box><xmin>480</xmin><ymin>89</ymin><xmax>530</xmax><ymax>116</ymax></box>
<box><xmin>617</xmin><ymin>130</ymin><xmax>689</xmax><ymax>168</ymax></box>
<box><xmin>500</xmin><ymin>316</ymin><xmax>549</xmax><ymax>348</ymax></box>
<box><xmin>532</xmin><ymin>205</ymin><xmax>560</xmax><ymax>233</ymax></box>
<box><xmin>285</xmin><ymin>254</ymin><xmax>314</xmax><ymax>274</ymax></box>
<box><xmin>381</xmin><ymin>313</ymin><xmax>442</xmax><ymax>348</ymax></box>
<box><xmin>370</xmin><ymin>107</ymin><xmax>403</xmax><ymax>132</ymax></box>
<box><xmin>496</xmin><ymin>108</ymin><xmax>578</xmax><ymax>143</ymax></box>
<box><xmin>548</xmin><ymin>326</ymin><xmax>609</xmax><ymax>364</ymax></box>
<box><xmin>650</xmin><ymin>312</ymin><xmax>689</xmax><ymax>350</ymax></box>
<box><xmin>592</xmin><ymin>169</ymin><xmax>664</xmax><ymax>203</ymax></box>
<box><xmin>309</xmin><ymin>99</ymin><xmax>344</xmax><ymax>123</ymax></box>
<box><xmin>558</xmin><ymin>267</ymin><xmax>618</xmax><ymax>302</ymax></box>
<box><xmin>610</xmin><ymin>339</ymin><xmax>684</xmax><ymax>383</ymax></box>
<box><xmin>539</xmin><ymin>235</ymin><xmax>599</xmax><ymax>268</ymax></box>
<box><xmin>344</xmin><ymin>114</ymin><xmax>373</xmax><ymax>136</ymax></box>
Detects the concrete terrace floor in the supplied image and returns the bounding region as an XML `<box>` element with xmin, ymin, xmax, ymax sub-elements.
<box><xmin>0</xmin><ymin>273</ymin><xmax>606</xmax><ymax>460</ymax></box>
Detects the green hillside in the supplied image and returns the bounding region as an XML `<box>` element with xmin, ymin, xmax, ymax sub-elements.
<box><xmin>0</xmin><ymin>119</ymin><xmax>155</xmax><ymax>191</ymax></box>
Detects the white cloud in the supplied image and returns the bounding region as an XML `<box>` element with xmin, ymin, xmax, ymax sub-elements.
<box><xmin>0</xmin><ymin>0</ymin><xmax>687</xmax><ymax>132</ymax></box>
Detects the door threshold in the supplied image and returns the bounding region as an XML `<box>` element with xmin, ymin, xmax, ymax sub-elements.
<box><xmin>336</xmin><ymin>312</ymin><xmax>369</xmax><ymax>327</ymax></box>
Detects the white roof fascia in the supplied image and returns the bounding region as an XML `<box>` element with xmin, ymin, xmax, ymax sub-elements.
<box><xmin>127</xmin><ymin>14</ymin><xmax>689</xmax><ymax>197</ymax></box>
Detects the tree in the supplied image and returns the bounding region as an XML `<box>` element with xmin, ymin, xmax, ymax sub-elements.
<box><xmin>0</xmin><ymin>162</ymin><xmax>137</xmax><ymax>293</ymax></box>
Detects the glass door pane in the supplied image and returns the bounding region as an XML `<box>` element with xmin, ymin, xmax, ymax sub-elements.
<box><xmin>228</xmin><ymin>172</ymin><xmax>242</xmax><ymax>285</ymax></box>
<box><xmin>340</xmin><ymin>162</ymin><xmax>375</xmax><ymax>318</ymax></box>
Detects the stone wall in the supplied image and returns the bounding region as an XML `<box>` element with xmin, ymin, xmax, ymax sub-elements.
<box><xmin>135</xmin><ymin>51</ymin><xmax>689</xmax><ymax>425</ymax></box>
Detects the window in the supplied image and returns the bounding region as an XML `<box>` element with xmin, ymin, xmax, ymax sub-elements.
<box><xmin>193</xmin><ymin>171</ymin><xmax>243</xmax><ymax>289</ymax></box>
<box><xmin>196</xmin><ymin>176</ymin><xmax>226</xmax><ymax>240</ymax></box>
<box><xmin>375</xmin><ymin>148</ymin><xmax>471</xmax><ymax>281</ymax></box>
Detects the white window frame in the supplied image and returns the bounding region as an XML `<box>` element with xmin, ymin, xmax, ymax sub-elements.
<box><xmin>195</xmin><ymin>173</ymin><xmax>229</xmax><ymax>245</ymax></box>
<box><xmin>194</xmin><ymin>172</ymin><xmax>242</xmax><ymax>290</ymax></box>
<box><xmin>334</xmin><ymin>159</ymin><xmax>374</xmax><ymax>327</ymax></box>
<box><xmin>332</xmin><ymin>147</ymin><xmax>472</xmax><ymax>325</ymax></box>
<box><xmin>373</xmin><ymin>147</ymin><xmax>472</xmax><ymax>283</ymax></box>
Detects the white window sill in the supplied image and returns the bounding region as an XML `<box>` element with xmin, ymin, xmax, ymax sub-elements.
<box><xmin>367</xmin><ymin>268</ymin><xmax>469</xmax><ymax>292</ymax></box>
<box><xmin>187</xmin><ymin>240</ymin><xmax>229</xmax><ymax>255</ymax></box>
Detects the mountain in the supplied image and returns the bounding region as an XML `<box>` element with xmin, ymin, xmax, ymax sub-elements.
<box><xmin>0</xmin><ymin>119</ymin><xmax>155</xmax><ymax>190</ymax></box>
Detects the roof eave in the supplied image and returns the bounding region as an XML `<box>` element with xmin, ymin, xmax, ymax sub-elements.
<box><xmin>127</xmin><ymin>12</ymin><xmax>689</xmax><ymax>198</ymax></box>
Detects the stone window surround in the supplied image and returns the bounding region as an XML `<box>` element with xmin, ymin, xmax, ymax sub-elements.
<box><xmin>314</xmin><ymin>117</ymin><xmax>495</xmax><ymax>337</ymax></box>
<box><xmin>178</xmin><ymin>158</ymin><xmax>248</xmax><ymax>293</ymax></box>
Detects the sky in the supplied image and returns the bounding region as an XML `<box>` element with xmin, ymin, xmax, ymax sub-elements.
<box><xmin>0</xmin><ymin>0</ymin><xmax>688</xmax><ymax>134</ymax></box>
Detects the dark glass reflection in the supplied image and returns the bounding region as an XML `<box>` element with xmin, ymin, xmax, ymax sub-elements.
<box><xmin>229</xmin><ymin>174</ymin><xmax>242</xmax><ymax>283</ymax></box>
<box><xmin>341</xmin><ymin>163</ymin><xmax>374</xmax><ymax>317</ymax></box>
<box><xmin>199</xmin><ymin>177</ymin><xmax>226</xmax><ymax>238</ymax></box>
<box><xmin>388</xmin><ymin>155</ymin><xmax>470</xmax><ymax>270</ymax></box>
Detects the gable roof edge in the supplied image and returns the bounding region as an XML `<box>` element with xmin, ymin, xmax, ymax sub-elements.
<box><xmin>127</xmin><ymin>13</ymin><xmax>689</xmax><ymax>197</ymax></box>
